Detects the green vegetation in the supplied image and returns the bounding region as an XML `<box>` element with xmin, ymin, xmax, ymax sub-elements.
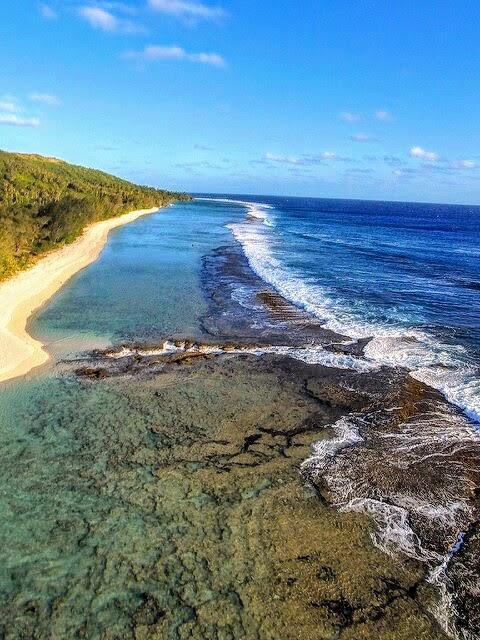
<box><xmin>0</xmin><ymin>150</ymin><xmax>190</xmax><ymax>280</ymax></box>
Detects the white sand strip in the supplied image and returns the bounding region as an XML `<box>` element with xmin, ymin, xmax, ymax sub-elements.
<box><xmin>0</xmin><ymin>207</ymin><xmax>159</xmax><ymax>383</ymax></box>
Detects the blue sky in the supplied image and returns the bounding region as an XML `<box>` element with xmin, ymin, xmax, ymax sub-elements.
<box><xmin>2</xmin><ymin>0</ymin><xmax>480</xmax><ymax>203</ymax></box>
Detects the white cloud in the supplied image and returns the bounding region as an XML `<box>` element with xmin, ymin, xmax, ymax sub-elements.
<box><xmin>340</xmin><ymin>111</ymin><xmax>361</xmax><ymax>123</ymax></box>
<box><xmin>148</xmin><ymin>0</ymin><xmax>225</xmax><ymax>20</ymax></box>
<box><xmin>0</xmin><ymin>114</ymin><xmax>40</xmax><ymax>127</ymax></box>
<box><xmin>393</xmin><ymin>168</ymin><xmax>416</xmax><ymax>178</ymax></box>
<box><xmin>192</xmin><ymin>52</ymin><xmax>225</xmax><ymax>65</ymax></box>
<box><xmin>265</xmin><ymin>152</ymin><xmax>303</xmax><ymax>165</ymax></box>
<box><xmin>96</xmin><ymin>1</ymin><xmax>137</xmax><ymax>14</ymax></box>
<box><xmin>79</xmin><ymin>6</ymin><xmax>118</xmax><ymax>30</ymax></box>
<box><xmin>143</xmin><ymin>45</ymin><xmax>185</xmax><ymax>60</ymax></box>
<box><xmin>29</xmin><ymin>93</ymin><xmax>60</xmax><ymax>106</ymax></box>
<box><xmin>123</xmin><ymin>45</ymin><xmax>226</xmax><ymax>66</ymax></box>
<box><xmin>410</xmin><ymin>146</ymin><xmax>438</xmax><ymax>162</ymax></box>
<box><xmin>78</xmin><ymin>6</ymin><xmax>143</xmax><ymax>32</ymax></box>
<box><xmin>264</xmin><ymin>151</ymin><xmax>353</xmax><ymax>166</ymax></box>
<box><xmin>319</xmin><ymin>151</ymin><xmax>337</xmax><ymax>159</ymax></box>
<box><xmin>0</xmin><ymin>99</ymin><xmax>21</xmax><ymax>113</ymax></box>
<box><xmin>316</xmin><ymin>151</ymin><xmax>354</xmax><ymax>162</ymax></box>
<box><xmin>350</xmin><ymin>133</ymin><xmax>376</xmax><ymax>142</ymax></box>
<box><xmin>375</xmin><ymin>109</ymin><xmax>393</xmax><ymax>121</ymax></box>
<box><xmin>39</xmin><ymin>4</ymin><xmax>57</xmax><ymax>19</ymax></box>
<box><xmin>452</xmin><ymin>159</ymin><xmax>476</xmax><ymax>169</ymax></box>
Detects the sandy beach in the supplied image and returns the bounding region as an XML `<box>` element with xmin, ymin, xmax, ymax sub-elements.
<box><xmin>0</xmin><ymin>207</ymin><xmax>159</xmax><ymax>383</ymax></box>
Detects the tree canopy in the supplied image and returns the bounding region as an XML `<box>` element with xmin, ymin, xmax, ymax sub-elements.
<box><xmin>0</xmin><ymin>150</ymin><xmax>190</xmax><ymax>280</ymax></box>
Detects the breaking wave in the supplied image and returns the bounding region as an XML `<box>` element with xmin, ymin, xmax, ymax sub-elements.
<box><xmin>226</xmin><ymin>199</ymin><xmax>480</xmax><ymax>424</ymax></box>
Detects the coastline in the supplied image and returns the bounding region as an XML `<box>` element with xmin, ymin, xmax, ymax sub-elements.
<box><xmin>0</xmin><ymin>197</ymin><xmax>477</xmax><ymax>639</ymax></box>
<box><xmin>0</xmin><ymin>206</ymin><xmax>160</xmax><ymax>384</ymax></box>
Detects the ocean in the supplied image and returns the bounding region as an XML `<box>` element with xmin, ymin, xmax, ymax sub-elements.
<box><xmin>216</xmin><ymin>195</ymin><xmax>480</xmax><ymax>424</ymax></box>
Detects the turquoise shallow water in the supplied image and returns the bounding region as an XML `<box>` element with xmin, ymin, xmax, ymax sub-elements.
<box><xmin>0</xmin><ymin>199</ymin><xmax>247</xmax><ymax>638</ymax></box>
<box><xmin>32</xmin><ymin>200</ymin><xmax>241</xmax><ymax>352</ymax></box>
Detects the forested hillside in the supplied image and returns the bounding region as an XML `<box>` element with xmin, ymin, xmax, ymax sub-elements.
<box><xmin>0</xmin><ymin>150</ymin><xmax>189</xmax><ymax>280</ymax></box>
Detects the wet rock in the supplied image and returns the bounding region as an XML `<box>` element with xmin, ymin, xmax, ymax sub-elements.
<box><xmin>75</xmin><ymin>366</ymin><xmax>110</xmax><ymax>379</ymax></box>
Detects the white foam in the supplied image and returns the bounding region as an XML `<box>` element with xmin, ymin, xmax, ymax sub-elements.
<box><xmin>228</xmin><ymin>217</ymin><xmax>427</xmax><ymax>343</ymax></box>
<box><xmin>268</xmin><ymin>345</ymin><xmax>375</xmax><ymax>371</ymax></box>
<box><xmin>196</xmin><ymin>197</ymin><xmax>274</xmax><ymax>226</ymax></box>
<box><xmin>427</xmin><ymin>532</ymin><xmax>471</xmax><ymax>640</ymax></box>
<box><xmin>364</xmin><ymin>336</ymin><xmax>480</xmax><ymax>423</ymax></box>
<box><xmin>302</xmin><ymin>416</ymin><xmax>440</xmax><ymax>561</ymax></box>
<box><xmin>106</xmin><ymin>340</ymin><xmax>375</xmax><ymax>372</ymax></box>
<box><xmin>106</xmin><ymin>339</ymin><xmax>373</xmax><ymax>371</ymax></box>
<box><xmin>230</xmin><ymin>286</ymin><xmax>263</xmax><ymax>311</ymax></box>
<box><xmin>412</xmin><ymin>366</ymin><xmax>480</xmax><ymax>424</ymax></box>
<box><xmin>196</xmin><ymin>196</ymin><xmax>274</xmax><ymax>210</ymax></box>
<box><xmin>304</xmin><ymin>415</ymin><xmax>363</xmax><ymax>461</ymax></box>
<box><xmin>345</xmin><ymin>498</ymin><xmax>440</xmax><ymax>561</ymax></box>
<box><xmin>108</xmin><ymin>340</ymin><xmax>223</xmax><ymax>358</ymax></box>
<box><xmin>301</xmin><ymin>412</ymin><xmax>478</xmax><ymax>639</ymax></box>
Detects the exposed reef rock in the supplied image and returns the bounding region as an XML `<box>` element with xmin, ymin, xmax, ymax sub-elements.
<box><xmin>43</xmin><ymin>242</ymin><xmax>479</xmax><ymax>639</ymax></box>
<box><xmin>61</xmin><ymin>354</ymin><xmax>451</xmax><ymax>639</ymax></box>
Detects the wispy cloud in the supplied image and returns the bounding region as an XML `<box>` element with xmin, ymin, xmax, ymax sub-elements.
<box><xmin>345</xmin><ymin>167</ymin><xmax>373</xmax><ymax>174</ymax></box>
<box><xmin>393</xmin><ymin>168</ymin><xmax>416</xmax><ymax>177</ymax></box>
<box><xmin>340</xmin><ymin>111</ymin><xmax>362</xmax><ymax>123</ymax></box>
<box><xmin>78</xmin><ymin>6</ymin><xmax>143</xmax><ymax>33</ymax></box>
<box><xmin>0</xmin><ymin>96</ymin><xmax>43</xmax><ymax>126</ymax></box>
<box><xmin>265</xmin><ymin>152</ymin><xmax>304</xmax><ymax>165</ymax></box>
<box><xmin>39</xmin><ymin>3</ymin><xmax>57</xmax><ymax>19</ymax></box>
<box><xmin>95</xmin><ymin>1</ymin><xmax>138</xmax><ymax>14</ymax></box>
<box><xmin>452</xmin><ymin>159</ymin><xmax>476</xmax><ymax>169</ymax></box>
<box><xmin>375</xmin><ymin>109</ymin><xmax>394</xmax><ymax>121</ymax></box>
<box><xmin>304</xmin><ymin>151</ymin><xmax>353</xmax><ymax>163</ymax></box>
<box><xmin>123</xmin><ymin>45</ymin><xmax>226</xmax><ymax>67</ymax></box>
<box><xmin>0</xmin><ymin>114</ymin><xmax>40</xmax><ymax>127</ymax></box>
<box><xmin>264</xmin><ymin>151</ymin><xmax>353</xmax><ymax>166</ymax></box>
<box><xmin>194</xmin><ymin>143</ymin><xmax>212</xmax><ymax>150</ymax></box>
<box><xmin>79</xmin><ymin>6</ymin><xmax>118</xmax><ymax>30</ymax></box>
<box><xmin>175</xmin><ymin>160</ymin><xmax>224</xmax><ymax>172</ymax></box>
<box><xmin>403</xmin><ymin>161</ymin><xmax>478</xmax><ymax>179</ymax></box>
<box><xmin>410</xmin><ymin>146</ymin><xmax>438</xmax><ymax>162</ymax></box>
<box><xmin>0</xmin><ymin>98</ymin><xmax>21</xmax><ymax>113</ymax></box>
<box><xmin>350</xmin><ymin>133</ymin><xmax>376</xmax><ymax>142</ymax></box>
<box><xmin>383</xmin><ymin>155</ymin><xmax>403</xmax><ymax>166</ymax></box>
<box><xmin>29</xmin><ymin>93</ymin><xmax>60</xmax><ymax>106</ymax></box>
<box><xmin>148</xmin><ymin>0</ymin><xmax>226</xmax><ymax>20</ymax></box>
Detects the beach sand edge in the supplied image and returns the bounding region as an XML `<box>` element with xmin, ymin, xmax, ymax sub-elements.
<box><xmin>0</xmin><ymin>206</ymin><xmax>160</xmax><ymax>383</ymax></box>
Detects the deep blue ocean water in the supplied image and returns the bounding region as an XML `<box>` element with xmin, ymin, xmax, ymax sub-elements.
<box><xmin>209</xmin><ymin>195</ymin><xmax>480</xmax><ymax>423</ymax></box>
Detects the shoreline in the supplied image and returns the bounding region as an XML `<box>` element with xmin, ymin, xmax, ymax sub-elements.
<box><xmin>0</xmin><ymin>207</ymin><xmax>160</xmax><ymax>384</ymax></box>
<box><xmin>0</xmin><ymin>198</ymin><xmax>477</xmax><ymax>639</ymax></box>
